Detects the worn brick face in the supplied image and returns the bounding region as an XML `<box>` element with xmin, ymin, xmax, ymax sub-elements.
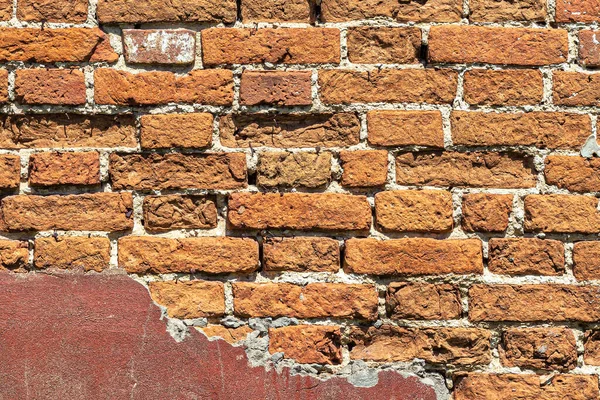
<box><xmin>488</xmin><ymin>238</ymin><xmax>565</xmax><ymax>276</ymax></box>
<box><xmin>140</xmin><ymin>113</ymin><xmax>213</xmax><ymax>149</ymax></box>
<box><xmin>263</xmin><ymin>237</ymin><xmax>340</xmax><ymax>272</ymax></box>
<box><xmin>545</xmin><ymin>156</ymin><xmax>600</xmax><ymax>193</ymax></box>
<box><xmin>29</xmin><ymin>152</ymin><xmax>100</xmax><ymax>186</ymax></box>
<box><xmin>15</xmin><ymin>69</ymin><xmax>86</xmax><ymax>106</ymax></box>
<box><xmin>17</xmin><ymin>0</ymin><xmax>88</xmax><ymax>22</ymax></box>
<box><xmin>257</xmin><ymin>152</ymin><xmax>331</xmax><ymax>188</ymax></box>
<box><xmin>573</xmin><ymin>241</ymin><xmax>600</xmax><ymax>281</ymax></box>
<box><xmin>461</xmin><ymin>193</ymin><xmax>513</xmax><ymax>233</ymax></box>
<box><xmin>524</xmin><ymin>194</ymin><xmax>600</xmax><ymax>233</ymax></box>
<box><xmin>34</xmin><ymin>237</ymin><xmax>110</xmax><ymax>272</ymax></box>
<box><xmin>242</xmin><ymin>0</ymin><xmax>313</xmax><ymax>22</ymax></box>
<box><xmin>143</xmin><ymin>195</ymin><xmax>218</xmax><ymax>232</ymax></box>
<box><xmin>340</xmin><ymin>150</ymin><xmax>388</xmax><ymax>187</ymax></box>
<box><xmin>97</xmin><ymin>0</ymin><xmax>237</xmax><ymax>23</ymax></box>
<box><xmin>269</xmin><ymin>326</ymin><xmax>342</xmax><ymax>365</ymax></box>
<box><xmin>0</xmin><ymin>155</ymin><xmax>21</xmax><ymax>190</ymax></box>
<box><xmin>579</xmin><ymin>30</ymin><xmax>600</xmax><ymax>67</ymax></box>
<box><xmin>469</xmin><ymin>0</ymin><xmax>546</xmax><ymax>21</ymax></box>
<box><xmin>320</xmin><ymin>0</ymin><xmax>462</xmax><ymax>22</ymax></box>
<box><xmin>585</xmin><ymin>331</ymin><xmax>600</xmax><ymax>365</ymax></box>
<box><xmin>463</xmin><ymin>70</ymin><xmax>543</xmax><ymax>106</ymax></box>
<box><xmin>123</xmin><ymin>29</ymin><xmax>196</xmax><ymax>65</ymax></box>
<box><xmin>346</xmin><ymin>27</ymin><xmax>421</xmax><ymax>64</ymax></box>
<box><xmin>0</xmin><ymin>240</ymin><xmax>29</xmax><ymax>271</ymax></box>
<box><xmin>386</xmin><ymin>282</ymin><xmax>462</xmax><ymax>320</ymax></box>
<box><xmin>556</xmin><ymin>0</ymin><xmax>600</xmax><ymax>22</ymax></box>
<box><xmin>239</xmin><ymin>71</ymin><xmax>312</xmax><ymax>106</ymax></box>
<box><xmin>149</xmin><ymin>281</ymin><xmax>225</xmax><ymax>319</ymax></box>
<box><xmin>554</xmin><ymin>72</ymin><xmax>600</xmax><ymax>106</ymax></box>
<box><xmin>500</xmin><ymin>328</ymin><xmax>577</xmax><ymax>371</ymax></box>
<box><xmin>367</xmin><ymin>110</ymin><xmax>444</xmax><ymax>148</ymax></box>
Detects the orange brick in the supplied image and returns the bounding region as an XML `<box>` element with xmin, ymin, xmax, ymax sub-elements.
<box><xmin>545</xmin><ymin>156</ymin><xmax>600</xmax><ymax>193</ymax></box>
<box><xmin>149</xmin><ymin>281</ymin><xmax>225</xmax><ymax>319</ymax></box>
<box><xmin>202</xmin><ymin>28</ymin><xmax>340</xmax><ymax>66</ymax></box>
<box><xmin>257</xmin><ymin>152</ymin><xmax>331</xmax><ymax>188</ymax></box>
<box><xmin>556</xmin><ymin>0</ymin><xmax>600</xmax><ymax>22</ymax></box>
<box><xmin>29</xmin><ymin>152</ymin><xmax>100</xmax><ymax>186</ymax></box>
<box><xmin>239</xmin><ymin>71</ymin><xmax>312</xmax><ymax>106</ymax></box>
<box><xmin>0</xmin><ymin>69</ymin><xmax>7</xmax><ymax>103</ymax></box>
<box><xmin>461</xmin><ymin>193</ymin><xmax>513</xmax><ymax>233</ymax></box>
<box><xmin>488</xmin><ymin>238</ymin><xmax>565</xmax><ymax>276</ymax></box>
<box><xmin>579</xmin><ymin>30</ymin><xmax>600</xmax><ymax>67</ymax></box>
<box><xmin>340</xmin><ymin>150</ymin><xmax>388</xmax><ymax>187</ymax></box>
<box><xmin>0</xmin><ymin>0</ymin><xmax>10</xmax><ymax>20</ymax></box>
<box><xmin>320</xmin><ymin>0</ymin><xmax>462</xmax><ymax>22</ymax></box>
<box><xmin>143</xmin><ymin>195</ymin><xmax>217</xmax><ymax>232</ymax></box>
<box><xmin>0</xmin><ymin>155</ymin><xmax>20</xmax><ymax>190</ymax></box>
<box><xmin>17</xmin><ymin>0</ymin><xmax>88</xmax><ymax>22</ymax></box>
<box><xmin>0</xmin><ymin>240</ymin><xmax>29</xmax><ymax>271</ymax></box>
<box><xmin>346</xmin><ymin>27</ymin><xmax>421</xmax><ymax>64</ymax></box>
<box><xmin>428</xmin><ymin>26</ymin><xmax>568</xmax><ymax>66</ymax></box>
<box><xmin>375</xmin><ymin>190</ymin><xmax>453</xmax><ymax>233</ymax></box>
<box><xmin>118</xmin><ymin>236</ymin><xmax>259</xmax><ymax>274</ymax></box>
<box><xmin>15</xmin><ymin>69</ymin><xmax>86</xmax><ymax>105</ymax></box>
<box><xmin>242</xmin><ymin>0</ymin><xmax>313</xmax><ymax>22</ymax></box>
<box><xmin>386</xmin><ymin>282</ymin><xmax>462</xmax><ymax>320</ymax></box>
<box><xmin>463</xmin><ymin>70</ymin><xmax>543</xmax><ymax>105</ymax></box>
<box><xmin>524</xmin><ymin>194</ymin><xmax>600</xmax><ymax>233</ymax></box>
<box><xmin>573</xmin><ymin>241</ymin><xmax>600</xmax><ymax>280</ymax></box>
<box><xmin>263</xmin><ymin>237</ymin><xmax>340</xmax><ymax>272</ymax></box>
<box><xmin>554</xmin><ymin>72</ymin><xmax>600</xmax><ymax>106</ymax></box>
<box><xmin>344</xmin><ymin>238</ymin><xmax>483</xmax><ymax>275</ymax></box>
<box><xmin>501</xmin><ymin>328</ymin><xmax>577</xmax><ymax>371</ymax></box>
<box><xmin>367</xmin><ymin>110</ymin><xmax>444</xmax><ymax>148</ymax></box>
<box><xmin>585</xmin><ymin>330</ymin><xmax>600</xmax><ymax>365</ymax></box>
<box><xmin>97</xmin><ymin>0</ymin><xmax>236</xmax><ymax>23</ymax></box>
<box><xmin>34</xmin><ymin>237</ymin><xmax>110</xmax><ymax>272</ymax></box>
<box><xmin>269</xmin><ymin>326</ymin><xmax>342</xmax><ymax>364</ymax></box>
<box><xmin>469</xmin><ymin>0</ymin><xmax>546</xmax><ymax>21</ymax></box>
<box><xmin>140</xmin><ymin>113</ymin><xmax>213</xmax><ymax>149</ymax></box>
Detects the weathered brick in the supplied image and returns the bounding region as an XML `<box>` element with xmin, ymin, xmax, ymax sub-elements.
<box><xmin>17</xmin><ymin>0</ymin><xmax>88</xmax><ymax>22</ymax></box>
<box><xmin>524</xmin><ymin>194</ymin><xmax>600</xmax><ymax>234</ymax></box>
<box><xmin>140</xmin><ymin>113</ymin><xmax>213</xmax><ymax>149</ymax></box>
<box><xmin>242</xmin><ymin>0</ymin><xmax>313</xmax><ymax>22</ymax></box>
<box><xmin>556</xmin><ymin>0</ymin><xmax>600</xmax><ymax>22</ymax></box>
<box><xmin>97</xmin><ymin>0</ymin><xmax>236</xmax><ymax>23</ymax></box>
<box><xmin>375</xmin><ymin>190</ymin><xmax>453</xmax><ymax>233</ymax></box>
<box><xmin>257</xmin><ymin>152</ymin><xmax>331</xmax><ymax>188</ymax></box>
<box><xmin>123</xmin><ymin>29</ymin><xmax>196</xmax><ymax>65</ymax></box>
<box><xmin>386</xmin><ymin>282</ymin><xmax>462</xmax><ymax>320</ymax></box>
<box><xmin>94</xmin><ymin>69</ymin><xmax>233</xmax><ymax>105</ymax></box>
<box><xmin>1</xmin><ymin>193</ymin><xmax>133</xmax><ymax>232</ymax></box>
<box><xmin>110</xmin><ymin>153</ymin><xmax>246</xmax><ymax>191</ymax></box>
<box><xmin>0</xmin><ymin>69</ymin><xmax>7</xmax><ymax>103</ymax></box>
<box><xmin>148</xmin><ymin>281</ymin><xmax>225</xmax><ymax>319</ymax></box>
<box><xmin>15</xmin><ymin>69</ymin><xmax>86</xmax><ymax>105</ymax></box>
<box><xmin>451</xmin><ymin>111</ymin><xmax>590</xmax><ymax>149</ymax></box>
<box><xmin>346</xmin><ymin>27</ymin><xmax>420</xmax><ymax>64</ymax></box>
<box><xmin>348</xmin><ymin>326</ymin><xmax>491</xmax><ymax>365</ymax></box>
<box><xmin>143</xmin><ymin>195</ymin><xmax>217</xmax><ymax>232</ymax></box>
<box><xmin>428</xmin><ymin>26</ymin><xmax>568</xmax><ymax>66</ymax></box>
<box><xmin>199</xmin><ymin>325</ymin><xmax>252</xmax><ymax>344</ymax></box>
<box><xmin>461</xmin><ymin>193</ymin><xmax>513</xmax><ymax>233</ymax></box>
<box><xmin>232</xmin><ymin>283</ymin><xmax>378</xmax><ymax>320</ymax></box>
<box><xmin>584</xmin><ymin>330</ymin><xmax>600</xmax><ymax>365</ymax></box>
<box><xmin>463</xmin><ymin>70</ymin><xmax>543</xmax><ymax>105</ymax></box>
<box><xmin>0</xmin><ymin>0</ymin><xmax>10</xmax><ymax>20</ymax></box>
<box><xmin>454</xmin><ymin>374</ymin><xmax>598</xmax><ymax>400</ymax></box>
<box><xmin>0</xmin><ymin>114</ymin><xmax>136</xmax><ymax>149</ymax></box>
<box><xmin>469</xmin><ymin>0</ymin><xmax>546</xmax><ymax>21</ymax></box>
<box><xmin>488</xmin><ymin>238</ymin><xmax>565</xmax><ymax>276</ymax></box>
<box><xmin>202</xmin><ymin>28</ymin><xmax>340</xmax><ymax>66</ymax></box>
<box><xmin>220</xmin><ymin>113</ymin><xmax>360</xmax><ymax>148</ymax></box>
<box><xmin>344</xmin><ymin>238</ymin><xmax>483</xmax><ymax>275</ymax></box>
<box><xmin>263</xmin><ymin>237</ymin><xmax>340</xmax><ymax>272</ymax></box>
<box><xmin>340</xmin><ymin>150</ymin><xmax>388</xmax><ymax>187</ymax></box>
<box><xmin>239</xmin><ymin>71</ymin><xmax>312</xmax><ymax>106</ymax></box>
<box><xmin>573</xmin><ymin>241</ymin><xmax>600</xmax><ymax>280</ymax></box>
<box><xmin>500</xmin><ymin>328</ymin><xmax>577</xmax><ymax>371</ymax></box>
<box><xmin>0</xmin><ymin>155</ymin><xmax>20</xmax><ymax>190</ymax></box>
<box><xmin>579</xmin><ymin>30</ymin><xmax>600</xmax><ymax>67</ymax></box>
<box><xmin>320</xmin><ymin>0</ymin><xmax>462</xmax><ymax>22</ymax></box>
<box><xmin>34</xmin><ymin>237</ymin><xmax>110</xmax><ymax>272</ymax></box>
<box><xmin>470</xmin><ymin>284</ymin><xmax>600</xmax><ymax>322</ymax></box>
<box><xmin>118</xmin><ymin>236</ymin><xmax>259</xmax><ymax>274</ymax></box>
<box><xmin>0</xmin><ymin>28</ymin><xmax>117</xmax><ymax>63</ymax></box>
<box><xmin>0</xmin><ymin>240</ymin><xmax>28</xmax><ymax>271</ymax></box>
<box><xmin>367</xmin><ymin>110</ymin><xmax>444</xmax><ymax>148</ymax></box>
<box><xmin>396</xmin><ymin>151</ymin><xmax>536</xmax><ymax>188</ymax></box>
<box><xmin>545</xmin><ymin>156</ymin><xmax>600</xmax><ymax>193</ymax></box>
<box><xmin>319</xmin><ymin>69</ymin><xmax>458</xmax><ymax>104</ymax></box>
<box><xmin>554</xmin><ymin>72</ymin><xmax>600</xmax><ymax>106</ymax></box>
<box><xmin>269</xmin><ymin>326</ymin><xmax>342</xmax><ymax>364</ymax></box>
<box><xmin>29</xmin><ymin>152</ymin><xmax>100</xmax><ymax>186</ymax></box>
<box><xmin>228</xmin><ymin>192</ymin><xmax>372</xmax><ymax>232</ymax></box>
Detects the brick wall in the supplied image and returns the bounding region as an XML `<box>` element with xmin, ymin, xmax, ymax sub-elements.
<box><xmin>2</xmin><ymin>0</ymin><xmax>600</xmax><ymax>398</ymax></box>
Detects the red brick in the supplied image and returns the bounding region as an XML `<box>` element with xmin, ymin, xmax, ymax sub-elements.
<box><xmin>17</xmin><ymin>0</ymin><xmax>88</xmax><ymax>22</ymax></box>
<box><xmin>0</xmin><ymin>28</ymin><xmax>117</xmax><ymax>63</ymax></box>
<box><xmin>320</xmin><ymin>0</ymin><xmax>462</xmax><ymax>22</ymax></box>
<box><xmin>140</xmin><ymin>113</ymin><xmax>213</xmax><ymax>149</ymax></box>
<box><xmin>0</xmin><ymin>155</ymin><xmax>20</xmax><ymax>190</ymax></box>
<box><xmin>579</xmin><ymin>30</ymin><xmax>600</xmax><ymax>67</ymax></box>
<box><xmin>344</xmin><ymin>238</ymin><xmax>483</xmax><ymax>275</ymax></box>
<box><xmin>220</xmin><ymin>113</ymin><xmax>360</xmax><ymax>148</ymax></box>
<box><xmin>0</xmin><ymin>240</ymin><xmax>28</xmax><ymax>271</ymax></box>
<box><xmin>0</xmin><ymin>69</ymin><xmax>7</xmax><ymax>103</ymax></box>
<box><xmin>488</xmin><ymin>238</ymin><xmax>565</xmax><ymax>276</ymax></box>
<box><xmin>228</xmin><ymin>192</ymin><xmax>371</xmax><ymax>232</ymax></box>
<box><xmin>346</xmin><ymin>27</ymin><xmax>420</xmax><ymax>64</ymax></box>
<box><xmin>0</xmin><ymin>0</ymin><xmax>10</xmax><ymax>20</ymax></box>
<box><xmin>202</xmin><ymin>28</ymin><xmax>340</xmax><ymax>66</ymax></box>
<box><xmin>470</xmin><ymin>284</ymin><xmax>600</xmax><ymax>322</ymax></box>
<box><xmin>349</xmin><ymin>326</ymin><xmax>491</xmax><ymax>365</ymax></box>
<box><xmin>15</xmin><ymin>69</ymin><xmax>86</xmax><ymax>105</ymax></box>
<box><xmin>232</xmin><ymin>282</ymin><xmax>378</xmax><ymax>320</ymax></box>
<box><xmin>1</xmin><ymin>193</ymin><xmax>133</xmax><ymax>232</ymax></box>
<box><xmin>524</xmin><ymin>194</ymin><xmax>600</xmax><ymax>234</ymax></box>
<box><xmin>463</xmin><ymin>70</ymin><xmax>543</xmax><ymax>105</ymax></box>
<box><xmin>319</xmin><ymin>69</ymin><xmax>458</xmax><ymax>104</ymax></box>
<box><xmin>269</xmin><ymin>326</ymin><xmax>342</xmax><ymax>364</ymax></box>
<box><xmin>123</xmin><ymin>29</ymin><xmax>196</xmax><ymax>65</ymax></box>
<box><xmin>501</xmin><ymin>328</ymin><xmax>577</xmax><ymax>371</ymax></box>
<box><xmin>573</xmin><ymin>241</ymin><xmax>600</xmax><ymax>280</ymax></box>
<box><xmin>469</xmin><ymin>0</ymin><xmax>546</xmax><ymax>21</ymax></box>
<box><xmin>109</xmin><ymin>153</ymin><xmax>246</xmax><ymax>191</ymax></box>
<box><xmin>34</xmin><ymin>237</ymin><xmax>110</xmax><ymax>272</ymax></box>
<box><xmin>257</xmin><ymin>152</ymin><xmax>331</xmax><ymax>188</ymax></box>
<box><xmin>428</xmin><ymin>26</ymin><xmax>568</xmax><ymax>66</ymax></box>
<box><xmin>29</xmin><ymin>152</ymin><xmax>100</xmax><ymax>186</ymax></box>
<box><xmin>340</xmin><ymin>150</ymin><xmax>388</xmax><ymax>187</ymax></box>
<box><xmin>584</xmin><ymin>330</ymin><xmax>600</xmax><ymax>365</ymax></box>
<box><xmin>454</xmin><ymin>374</ymin><xmax>598</xmax><ymax>400</ymax></box>
<box><xmin>386</xmin><ymin>282</ymin><xmax>462</xmax><ymax>320</ymax></box>
<box><xmin>242</xmin><ymin>0</ymin><xmax>313</xmax><ymax>22</ymax></box>
<box><xmin>461</xmin><ymin>193</ymin><xmax>513</xmax><ymax>233</ymax></box>
<box><xmin>94</xmin><ymin>69</ymin><xmax>233</xmax><ymax>105</ymax></box>
<box><xmin>143</xmin><ymin>195</ymin><xmax>217</xmax><ymax>232</ymax></box>
<box><xmin>375</xmin><ymin>190</ymin><xmax>453</xmax><ymax>233</ymax></box>
<box><xmin>396</xmin><ymin>151</ymin><xmax>535</xmax><ymax>188</ymax></box>
<box><xmin>0</xmin><ymin>114</ymin><xmax>136</xmax><ymax>149</ymax></box>
<box><xmin>118</xmin><ymin>236</ymin><xmax>259</xmax><ymax>274</ymax></box>
<box><xmin>545</xmin><ymin>156</ymin><xmax>600</xmax><ymax>193</ymax></box>
<box><xmin>554</xmin><ymin>72</ymin><xmax>600</xmax><ymax>106</ymax></box>
<box><xmin>263</xmin><ymin>237</ymin><xmax>340</xmax><ymax>272</ymax></box>
<box><xmin>367</xmin><ymin>110</ymin><xmax>444</xmax><ymax>148</ymax></box>
<box><xmin>556</xmin><ymin>0</ymin><xmax>600</xmax><ymax>22</ymax></box>
<box><xmin>239</xmin><ymin>71</ymin><xmax>312</xmax><ymax>106</ymax></box>
<box><xmin>451</xmin><ymin>111</ymin><xmax>590</xmax><ymax>149</ymax></box>
<box><xmin>149</xmin><ymin>281</ymin><xmax>225</xmax><ymax>319</ymax></box>
<box><xmin>97</xmin><ymin>0</ymin><xmax>236</xmax><ymax>23</ymax></box>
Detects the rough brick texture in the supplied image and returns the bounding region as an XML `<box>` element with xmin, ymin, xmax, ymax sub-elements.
<box><xmin>18</xmin><ymin>0</ymin><xmax>88</xmax><ymax>22</ymax></box>
<box><xmin>240</xmin><ymin>71</ymin><xmax>312</xmax><ymax>106</ymax></box>
<box><xmin>29</xmin><ymin>152</ymin><xmax>100</xmax><ymax>186</ymax></box>
<box><xmin>269</xmin><ymin>326</ymin><xmax>342</xmax><ymax>364</ymax></box>
<box><xmin>140</xmin><ymin>113</ymin><xmax>213</xmax><ymax>149</ymax></box>
<box><xmin>386</xmin><ymin>282</ymin><xmax>462</xmax><ymax>320</ymax></box>
<box><xmin>488</xmin><ymin>238</ymin><xmax>565</xmax><ymax>276</ymax></box>
<box><xmin>574</xmin><ymin>241</ymin><xmax>600</xmax><ymax>281</ymax></box>
<box><xmin>123</xmin><ymin>29</ymin><xmax>196</xmax><ymax>65</ymax></box>
<box><xmin>263</xmin><ymin>237</ymin><xmax>340</xmax><ymax>272</ymax></box>
<box><xmin>149</xmin><ymin>281</ymin><xmax>225</xmax><ymax>319</ymax></box>
<box><xmin>461</xmin><ymin>193</ymin><xmax>513</xmax><ymax>233</ymax></box>
<box><xmin>15</xmin><ymin>69</ymin><xmax>86</xmax><ymax>105</ymax></box>
<box><xmin>463</xmin><ymin>70</ymin><xmax>543</xmax><ymax>106</ymax></box>
<box><xmin>143</xmin><ymin>195</ymin><xmax>218</xmax><ymax>232</ymax></box>
<box><xmin>257</xmin><ymin>152</ymin><xmax>331</xmax><ymax>188</ymax></box>
<box><xmin>367</xmin><ymin>110</ymin><xmax>444</xmax><ymax>148</ymax></box>
<box><xmin>34</xmin><ymin>237</ymin><xmax>110</xmax><ymax>272</ymax></box>
<box><xmin>500</xmin><ymin>328</ymin><xmax>577</xmax><ymax>371</ymax></box>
